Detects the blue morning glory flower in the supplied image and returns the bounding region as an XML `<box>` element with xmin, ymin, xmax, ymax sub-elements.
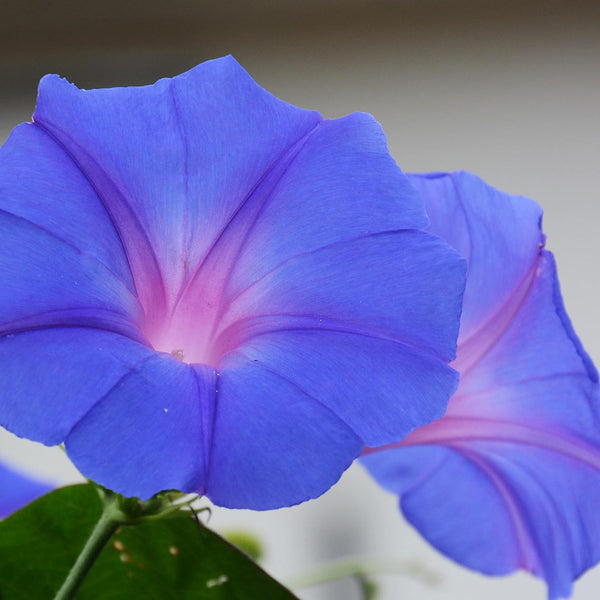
<box><xmin>0</xmin><ymin>459</ymin><xmax>52</xmax><ymax>518</ymax></box>
<box><xmin>362</xmin><ymin>171</ymin><xmax>600</xmax><ymax>599</ymax></box>
<box><xmin>0</xmin><ymin>56</ymin><xmax>465</xmax><ymax>509</ymax></box>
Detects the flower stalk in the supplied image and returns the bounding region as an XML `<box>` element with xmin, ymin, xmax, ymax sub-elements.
<box><xmin>52</xmin><ymin>488</ymin><xmax>189</xmax><ymax>600</ymax></box>
<box><xmin>285</xmin><ymin>556</ymin><xmax>440</xmax><ymax>592</ymax></box>
<box><xmin>53</xmin><ymin>494</ymin><xmax>122</xmax><ymax>600</ymax></box>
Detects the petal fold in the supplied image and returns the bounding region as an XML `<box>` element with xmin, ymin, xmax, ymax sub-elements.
<box><xmin>207</xmin><ymin>356</ymin><xmax>363</xmax><ymax>509</ymax></box>
<box><xmin>0</xmin><ymin>329</ymin><xmax>154</xmax><ymax>445</ymax></box>
<box><xmin>232</xmin><ymin>329</ymin><xmax>457</xmax><ymax>447</ymax></box>
<box><xmin>66</xmin><ymin>357</ymin><xmax>216</xmax><ymax>500</ymax></box>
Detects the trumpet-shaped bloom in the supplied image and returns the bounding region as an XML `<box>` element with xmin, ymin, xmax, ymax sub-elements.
<box><xmin>0</xmin><ymin>459</ymin><xmax>52</xmax><ymax>518</ymax></box>
<box><xmin>0</xmin><ymin>57</ymin><xmax>466</xmax><ymax>509</ymax></box>
<box><xmin>362</xmin><ymin>171</ymin><xmax>600</xmax><ymax>598</ymax></box>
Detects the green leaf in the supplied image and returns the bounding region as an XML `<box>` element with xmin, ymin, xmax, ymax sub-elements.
<box><xmin>0</xmin><ymin>484</ymin><xmax>298</xmax><ymax>600</ymax></box>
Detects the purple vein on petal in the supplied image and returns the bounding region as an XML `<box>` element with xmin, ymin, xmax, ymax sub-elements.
<box><xmin>505</xmin><ymin>456</ymin><xmax>578</xmax><ymax>567</ymax></box>
<box><xmin>214</xmin><ymin>229</ymin><xmax>418</xmax><ymax>329</ymax></box>
<box><xmin>0</xmin><ymin>310</ymin><xmax>147</xmax><ymax>345</ymax></box>
<box><xmin>190</xmin><ymin>367</ymin><xmax>208</xmax><ymax>489</ymax></box>
<box><xmin>63</xmin><ymin>352</ymin><xmax>158</xmax><ymax>438</ymax></box>
<box><xmin>449</xmin><ymin>372</ymin><xmax>589</xmax><ymax>406</ymax></box>
<box><xmin>364</xmin><ymin>416</ymin><xmax>600</xmax><ymax>474</ymax></box>
<box><xmin>458</xmin><ymin>447</ymin><xmax>541</xmax><ymax>574</ymax></box>
<box><xmin>455</xmin><ymin>257</ymin><xmax>539</xmax><ymax>377</ymax></box>
<box><xmin>202</xmin><ymin>368</ymin><xmax>221</xmax><ymax>496</ymax></box>
<box><xmin>233</xmin><ymin>349</ymin><xmax>363</xmax><ymax>439</ymax></box>
<box><xmin>169</xmin><ymin>120</ymin><xmax>323</xmax><ymax>318</ymax></box>
<box><xmin>188</xmin><ymin>364</ymin><xmax>219</xmax><ymax>495</ymax></box>
<box><xmin>206</xmin><ymin>123</ymin><xmax>324</xmax><ymax>325</ymax></box>
<box><xmin>214</xmin><ymin>313</ymin><xmax>452</xmax><ymax>364</ymax></box>
<box><xmin>0</xmin><ymin>206</ymin><xmax>140</xmax><ymax>307</ymax></box>
<box><xmin>168</xmin><ymin>81</ymin><xmax>193</xmax><ymax>270</ymax></box>
<box><xmin>31</xmin><ymin>120</ymin><xmax>168</xmax><ymax>321</ymax></box>
<box><xmin>549</xmin><ymin>253</ymin><xmax>599</xmax><ymax>383</ymax></box>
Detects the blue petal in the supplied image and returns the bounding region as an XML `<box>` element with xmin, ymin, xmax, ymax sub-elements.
<box><xmin>207</xmin><ymin>355</ymin><xmax>362</xmax><ymax>509</ymax></box>
<box><xmin>0</xmin><ymin>124</ymin><xmax>141</xmax><ymax>339</ymax></box>
<box><xmin>0</xmin><ymin>328</ymin><xmax>154</xmax><ymax>445</ymax></box>
<box><xmin>234</xmin><ymin>329</ymin><xmax>456</xmax><ymax>447</ymax></box>
<box><xmin>0</xmin><ymin>328</ymin><xmax>215</xmax><ymax>500</ymax></box>
<box><xmin>66</xmin><ymin>356</ymin><xmax>216</xmax><ymax>500</ymax></box>
<box><xmin>455</xmin><ymin>252</ymin><xmax>599</xmax><ymax>431</ymax></box>
<box><xmin>363</xmin><ymin>171</ymin><xmax>600</xmax><ymax>599</ymax></box>
<box><xmin>363</xmin><ymin>445</ymin><xmax>524</xmax><ymax>575</ymax></box>
<box><xmin>0</xmin><ymin>460</ymin><xmax>53</xmax><ymax>518</ymax></box>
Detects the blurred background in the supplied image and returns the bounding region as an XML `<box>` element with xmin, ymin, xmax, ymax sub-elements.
<box><xmin>1</xmin><ymin>0</ymin><xmax>600</xmax><ymax>598</ymax></box>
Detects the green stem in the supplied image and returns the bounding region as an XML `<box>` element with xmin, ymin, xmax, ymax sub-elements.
<box><xmin>285</xmin><ymin>557</ymin><xmax>440</xmax><ymax>590</ymax></box>
<box><xmin>53</xmin><ymin>497</ymin><xmax>122</xmax><ymax>600</ymax></box>
<box><xmin>51</xmin><ymin>487</ymin><xmax>186</xmax><ymax>599</ymax></box>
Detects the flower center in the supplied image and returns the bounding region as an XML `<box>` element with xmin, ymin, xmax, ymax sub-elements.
<box><xmin>139</xmin><ymin>267</ymin><xmax>244</xmax><ymax>368</ymax></box>
<box><xmin>144</xmin><ymin>303</ymin><xmax>230</xmax><ymax>367</ymax></box>
<box><xmin>137</xmin><ymin>200</ymin><xmax>254</xmax><ymax>367</ymax></box>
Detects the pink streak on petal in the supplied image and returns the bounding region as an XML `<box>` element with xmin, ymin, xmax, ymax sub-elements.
<box><xmin>457</xmin><ymin>446</ymin><xmax>541</xmax><ymax>575</ymax></box>
<box><xmin>363</xmin><ymin>415</ymin><xmax>600</xmax><ymax>577</ymax></box>
<box><xmin>142</xmin><ymin>125</ymin><xmax>321</xmax><ymax>366</ymax></box>
<box><xmin>32</xmin><ymin>120</ymin><xmax>170</xmax><ymax>329</ymax></box>
<box><xmin>363</xmin><ymin>416</ymin><xmax>600</xmax><ymax>475</ymax></box>
<box><xmin>453</xmin><ymin>257</ymin><xmax>539</xmax><ymax>377</ymax></box>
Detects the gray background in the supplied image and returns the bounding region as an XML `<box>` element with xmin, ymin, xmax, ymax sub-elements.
<box><xmin>1</xmin><ymin>1</ymin><xmax>599</xmax><ymax>598</ymax></box>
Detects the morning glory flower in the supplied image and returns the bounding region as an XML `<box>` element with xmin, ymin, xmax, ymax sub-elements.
<box><xmin>362</xmin><ymin>171</ymin><xmax>600</xmax><ymax>599</ymax></box>
<box><xmin>0</xmin><ymin>459</ymin><xmax>52</xmax><ymax>518</ymax></box>
<box><xmin>0</xmin><ymin>56</ymin><xmax>466</xmax><ymax>509</ymax></box>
